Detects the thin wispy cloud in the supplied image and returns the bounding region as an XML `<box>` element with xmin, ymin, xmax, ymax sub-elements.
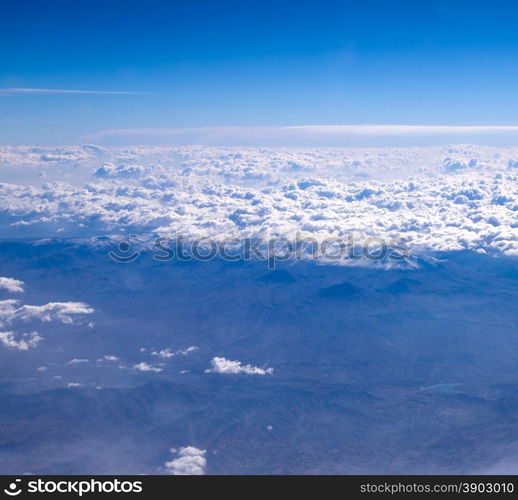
<box><xmin>84</xmin><ymin>124</ymin><xmax>518</xmax><ymax>146</ymax></box>
<box><xmin>284</xmin><ymin>124</ymin><xmax>518</xmax><ymax>135</ymax></box>
<box><xmin>0</xmin><ymin>88</ymin><xmax>145</xmax><ymax>96</ymax></box>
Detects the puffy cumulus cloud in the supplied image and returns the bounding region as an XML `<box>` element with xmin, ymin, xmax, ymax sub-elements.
<box><xmin>205</xmin><ymin>356</ymin><xmax>273</xmax><ymax>375</ymax></box>
<box><xmin>0</xmin><ymin>145</ymin><xmax>517</xmax><ymax>257</ymax></box>
<box><xmin>0</xmin><ymin>295</ymin><xmax>93</xmax><ymax>351</ymax></box>
<box><xmin>0</xmin><ymin>300</ymin><xmax>94</xmax><ymax>326</ymax></box>
<box><xmin>0</xmin><ymin>331</ymin><xmax>42</xmax><ymax>350</ymax></box>
<box><xmin>133</xmin><ymin>362</ymin><xmax>163</xmax><ymax>372</ymax></box>
<box><xmin>164</xmin><ymin>446</ymin><xmax>207</xmax><ymax>475</ymax></box>
<box><xmin>93</xmin><ymin>162</ymin><xmax>145</xmax><ymax>178</ymax></box>
<box><xmin>0</xmin><ymin>277</ymin><xmax>24</xmax><ymax>293</ymax></box>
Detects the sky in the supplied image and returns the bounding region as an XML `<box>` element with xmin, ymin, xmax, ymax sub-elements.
<box><xmin>2</xmin><ymin>0</ymin><xmax>518</xmax><ymax>145</ymax></box>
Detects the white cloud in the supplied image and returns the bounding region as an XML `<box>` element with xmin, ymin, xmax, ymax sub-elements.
<box><xmin>83</xmin><ymin>125</ymin><xmax>518</xmax><ymax>146</ymax></box>
<box><xmin>0</xmin><ymin>296</ymin><xmax>93</xmax><ymax>351</ymax></box>
<box><xmin>0</xmin><ymin>277</ymin><xmax>24</xmax><ymax>293</ymax></box>
<box><xmin>0</xmin><ymin>144</ymin><xmax>517</xmax><ymax>257</ymax></box>
<box><xmin>67</xmin><ymin>358</ymin><xmax>89</xmax><ymax>365</ymax></box>
<box><xmin>179</xmin><ymin>346</ymin><xmax>199</xmax><ymax>355</ymax></box>
<box><xmin>205</xmin><ymin>356</ymin><xmax>273</xmax><ymax>375</ymax></box>
<box><xmin>151</xmin><ymin>346</ymin><xmax>198</xmax><ymax>359</ymax></box>
<box><xmin>0</xmin><ymin>88</ymin><xmax>142</xmax><ymax>95</ymax></box>
<box><xmin>151</xmin><ymin>348</ymin><xmax>175</xmax><ymax>359</ymax></box>
<box><xmin>101</xmin><ymin>355</ymin><xmax>119</xmax><ymax>361</ymax></box>
<box><xmin>164</xmin><ymin>446</ymin><xmax>207</xmax><ymax>475</ymax></box>
<box><xmin>94</xmin><ymin>162</ymin><xmax>145</xmax><ymax>177</ymax></box>
<box><xmin>133</xmin><ymin>362</ymin><xmax>163</xmax><ymax>372</ymax></box>
<box><xmin>0</xmin><ymin>331</ymin><xmax>43</xmax><ymax>350</ymax></box>
<box><xmin>0</xmin><ymin>300</ymin><xmax>94</xmax><ymax>326</ymax></box>
<box><xmin>67</xmin><ymin>382</ymin><xmax>83</xmax><ymax>388</ymax></box>
<box><xmin>283</xmin><ymin>124</ymin><xmax>518</xmax><ymax>136</ymax></box>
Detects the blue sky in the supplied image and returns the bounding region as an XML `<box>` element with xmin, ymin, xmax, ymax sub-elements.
<box><xmin>2</xmin><ymin>0</ymin><xmax>518</xmax><ymax>145</ymax></box>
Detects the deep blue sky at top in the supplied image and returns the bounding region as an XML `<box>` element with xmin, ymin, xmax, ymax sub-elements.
<box><xmin>1</xmin><ymin>0</ymin><xmax>518</xmax><ymax>144</ymax></box>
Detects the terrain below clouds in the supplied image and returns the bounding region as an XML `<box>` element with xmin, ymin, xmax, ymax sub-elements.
<box><xmin>0</xmin><ymin>242</ymin><xmax>517</xmax><ymax>474</ymax></box>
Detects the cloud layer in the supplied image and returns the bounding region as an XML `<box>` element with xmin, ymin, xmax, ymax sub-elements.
<box><xmin>0</xmin><ymin>144</ymin><xmax>516</xmax><ymax>258</ymax></box>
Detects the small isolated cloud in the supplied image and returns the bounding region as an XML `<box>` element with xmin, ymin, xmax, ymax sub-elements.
<box><xmin>134</xmin><ymin>362</ymin><xmax>162</xmax><ymax>372</ymax></box>
<box><xmin>0</xmin><ymin>298</ymin><xmax>93</xmax><ymax>351</ymax></box>
<box><xmin>67</xmin><ymin>382</ymin><xmax>83</xmax><ymax>388</ymax></box>
<box><xmin>151</xmin><ymin>349</ymin><xmax>175</xmax><ymax>359</ymax></box>
<box><xmin>205</xmin><ymin>356</ymin><xmax>273</xmax><ymax>375</ymax></box>
<box><xmin>15</xmin><ymin>302</ymin><xmax>94</xmax><ymax>324</ymax></box>
<box><xmin>0</xmin><ymin>331</ymin><xmax>43</xmax><ymax>350</ymax></box>
<box><xmin>0</xmin><ymin>277</ymin><xmax>24</xmax><ymax>293</ymax></box>
<box><xmin>0</xmin><ymin>300</ymin><xmax>94</xmax><ymax>326</ymax></box>
<box><xmin>164</xmin><ymin>446</ymin><xmax>207</xmax><ymax>475</ymax></box>
<box><xmin>151</xmin><ymin>346</ymin><xmax>198</xmax><ymax>359</ymax></box>
<box><xmin>67</xmin><ymin>358</ymin><xmax>89</xmax><ymax>365</ymax></box>
<box><xmin>179</xmin><ymin>346</ymin><xmax>199</xmax><ymax>356</ymax></box>
<box><xmin>101</xmin><ymin>355</ymin><xmax>119</xmax><ymax>361</ymax></box>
